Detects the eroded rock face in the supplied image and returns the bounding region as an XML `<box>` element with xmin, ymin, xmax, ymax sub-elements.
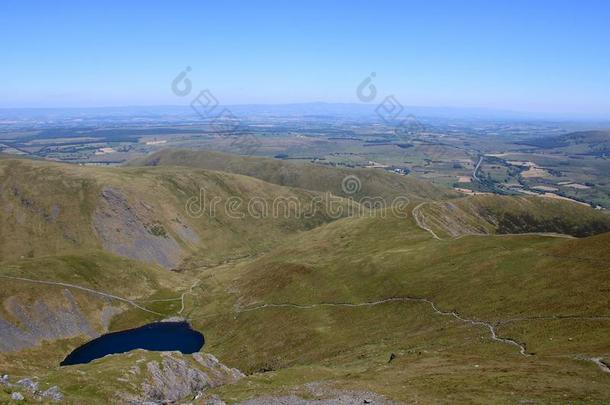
<box><xmin>142</xmin><ymin>355</ymin><xmax>212</xmax><ymax>402</ymax></box>
<box><xmin>192</xmin><ymin>352</ymin><xmax>245</xmax><ymax>383</ymax></box>
<box><xmin>123</xmin><ymin>352</ymin><xmax>244</xmax><ymax>404</ymax></box>
<box><xmin>0</xmin><ymin>289</ymin><xmax>101</xmax><ymax>352</ymax></box>
<box><xmin>93</xmin><ymin>188</ymin><xmax>184</xmax><ymax>269</ymax></box>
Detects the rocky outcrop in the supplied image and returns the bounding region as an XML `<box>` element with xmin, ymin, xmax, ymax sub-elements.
<box><xmin>0</xmin><ymin>375</ymin><xmax>63</xmax><ymax>402</ymax></box>
<box><xmin>192</xmin><ymin>352</ymin><xmax>245</xmax><ymax>383</ymax></box>
<box><xmin>41</xmin><ymin>385</ymin><xmax>64</xmax><ymax>401</ymax></box>
<box><xmin>122</xmin><ymin>352</ymin><xmax>244</xmax><ymax>404</ymax></box>
<box><xmin>142</xmin><ymin>354</ymin><xmax>211</xmax><ymax>402</ymax></box>
<box><xmin>16</xmin><ymin>378</ymin><xmax>38</xmax><ymax>391</ymax></box>
<box><xmin>0</xmin><ymin>289</ymin><xmax>101</xmax><ymax>352</ymax></box>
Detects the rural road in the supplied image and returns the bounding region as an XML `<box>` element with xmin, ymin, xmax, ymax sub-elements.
<box><xmin>472</xmin><ymin>155</ymin><xmax>484</xmax><ymax>181</ymax></box>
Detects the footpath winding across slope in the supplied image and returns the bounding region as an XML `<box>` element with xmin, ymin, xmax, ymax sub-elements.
<box><xmin>411</xmin><ymin>202</ymin><xmax>442</xmax><ymax>240</ymax></box>
<box><xmin>235</xmin><ymin>298</ymin><xmax>610</xmax><ymax>372</ymax></box>
<box><xmin>411</xmin><ymin>202</ymin><xmax>576</xmax><ymax>241</ymax></box>
<box><xmin>238</xmin><ymin>297</ymin><xmax>530</xmax><ymax>355</ymax></box>
<box><xmin>0</xmin><ymin>275</ymin><xmax>164</xmax><ymax>316</ymax></box>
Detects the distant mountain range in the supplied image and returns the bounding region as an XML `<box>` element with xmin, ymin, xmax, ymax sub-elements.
<box><xmin>1</xmin><ymin>103</ymin><xmax>609</xmax><ymax>122</ymax></box>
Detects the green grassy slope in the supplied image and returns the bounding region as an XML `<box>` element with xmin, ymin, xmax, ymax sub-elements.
<box><xmin>2</xmin><ymin>154</ymin><xmax>609</xmax><ymax>403</ymax></box>
<box><xmin>128</xmin><ymin>148</ymin><xmax>459</xmax><ymax>202</ymax></box>
<box><xmin>176</xmin><ymin>210</ymin><xmax>610</xmax><ymax>403</ymax></box>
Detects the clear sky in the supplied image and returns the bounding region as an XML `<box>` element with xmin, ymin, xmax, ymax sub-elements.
<box><xmin>1</xmin><ymin>0</ymin><xmax>609</xmax><ymax>116</ymax></box>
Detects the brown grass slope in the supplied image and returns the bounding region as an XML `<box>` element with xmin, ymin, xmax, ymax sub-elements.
<box><xmin>2</xmin><ymin>153</ymin><xmax>610</xmax><ymax>403</ymax></box>
<box><xmin>0</xmin><ymin>156</ymin><xmax>356</xmax><ymax>269</ymax></box>
<box><xmin>416</xmin><ymin>194</ymin><xmax>610</xmax><ymax>238</ymax></box>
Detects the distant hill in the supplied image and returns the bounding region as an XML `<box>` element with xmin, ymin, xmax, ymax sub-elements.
<box><xmin>128</xmin><ymin>149</ymin><xmax>458</xmax><ymax>202</ymax></box>
<box><xmin>515</xmin><ymin>130</ymin><xmax>610</xmax><ymax>155</ymax></box>
<box><xmin>0</xmin><ymin>156</ymin><xmax>356</xmax><ymax>269</ymax></box>
<box><xmin>3</xmin><ymin>103</ymin><xmax>601</xmax><ymax>121</ymax></box>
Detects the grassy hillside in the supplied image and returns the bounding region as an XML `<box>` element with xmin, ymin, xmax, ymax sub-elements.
<box><xmin>1</xmin><ymin>154</ymin><xmax>609</xmax><ymax>403</ymax></box>
<box><xmin>128</xmin><ymin>149</ymin><xmax>458</xmax><ymax>202</ymax></box>
<box><xmin>171</xmin><ymin>210</ymin><xmax>610</xmax><ymax>403</ymax></box>
<box><xmin>3</xmin><ymin>215</ymin><xmax>608</xmax><ymax>403</ymax></box>
<box><xmin>414</xmin><ymin>194</ymin><xmax>610</xmax><ymax>239</ymax></box>
<box><xmin>516</xmin><ymin>130</ymin><xmax>610</xmax><ymax>153</ymax></box>
<box><xmin>0</xmin><ymin>156</ymin><xmax>357</xmax><ymax>269</ymax></box>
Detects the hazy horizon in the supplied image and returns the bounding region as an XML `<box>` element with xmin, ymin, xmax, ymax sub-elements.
<box><xmin>1</xmin><ymin>102</ymin><xmax>609</xmax><ymax>122</ymax></box>
<box><xmin>2</xmin><ymin>1</ymin><xmax>610</xmax><ymax>116</ymax></box>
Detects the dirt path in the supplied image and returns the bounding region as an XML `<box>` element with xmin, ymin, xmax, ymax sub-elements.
<box><xmin>1</xmin><ymin>274</ymin><xmax>210</xmax><ymax>320</ymax></box>
<box><xmin>588</xmin><ymin>357</ymin><xmax>610</xmax><ymax>373</ymax></box>
<box><xmin>0</xmin><ymin>275</ymin><xmax>164</xmax><ymax>316</ymax></box>
<box><xmin>178</xmin><ymin>279</ymin><xmax>201</xmax><ymax>314</ymax></box>
<box><xmin>238</xmin><ymin>297</ymin><xmax>610</xmax><ymax>358</ymax></box>
<box><xmin>498</xmin><ymin>314</ymin><xmax>610</xmax><ymax>325</ymax></box>
<box><xmin>135</xmin><ymin>278</ymin><xmax>202</xmax><ymax>314</ymax></box>
<box><xmin>412</xmin><ymin>202</ymin><xmax>441</xmax><ymax>240</ymax></box>
<box><xmin>455</xmin><ymin>232</ymin><xmax>575</xmax><ymax>240</ymax></box>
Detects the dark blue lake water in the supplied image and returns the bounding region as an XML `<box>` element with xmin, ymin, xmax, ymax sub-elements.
<box><xmin>60</xmin><ymin>322</ymin><xmax>204</xmax><ymax>366</ymax></box>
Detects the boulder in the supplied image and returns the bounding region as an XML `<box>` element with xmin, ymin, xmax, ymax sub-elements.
<box><xmin>41</xmin><ymin>385</ymin><xmax>64</xmax><ymax>401</ymax></box>
<box><xmin>16</xmin><ymin>378</ymin><xmax>38</xmax><ymax>392</ymax></box>
<box><xmin>0</xmin><ymin>374</ymin><xmax>9</xmax><ymax>385</ymax></box>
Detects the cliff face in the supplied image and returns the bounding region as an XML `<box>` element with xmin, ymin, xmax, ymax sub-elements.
<box><xmin>93</xmin><ymin>187</ymin><xmax>186</xmax><ymax>270</ymax></box>
<box><xmin>120</xmin><ymin>352</ymin><xmax>244</xmax><ymax>404</ymax></box>
<box><xmin>0</xmin><ymin>289</ymin><xmax>121</xmax><ymax>352</ymax></box>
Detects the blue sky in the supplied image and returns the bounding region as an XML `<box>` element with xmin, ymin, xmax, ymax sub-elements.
<box><xmin>1</xmin><ymin>0</ymin><xmax>610</xmax><ymax>116</ymax></box>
